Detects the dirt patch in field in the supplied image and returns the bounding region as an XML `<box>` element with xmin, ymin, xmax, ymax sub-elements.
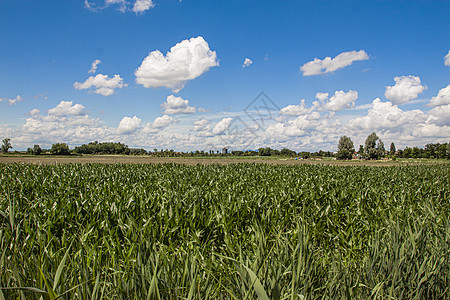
<box><xmin>0</xmin><ymin>155</ymin><xmax>438</xmax><ymax>166</ymax></box>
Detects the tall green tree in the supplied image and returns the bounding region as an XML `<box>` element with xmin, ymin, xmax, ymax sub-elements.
<box><xmin>364</xmin><ymin>132</ymin><xmax>385</xmax><ymax>159</ymax></box>
<box><xmin>377</xmin><ymin>140</ymin><xmax>386</xmax><ymax>158</ymax></box>
<box><xmin>390</xmin><ymin>142</ymin><xmax>396</xmax><ymax>156</ymax></box>
<box><xmin>357</xmin><ymin>145</ymin><xmax>364</xmax><ymax>156</ymax></box>
<box><xmin>1</xmin><ymin>138</ymin><xmax>12</xmax><ymax>153</ymax></box>
<box><xmin>336</xmin><ymin>135</ymin><xmax>355</xmax><ymax>160</ymax></box>
<box><xmin>33</xmin><ymin>144</ymin><xmax>42</xmax><ymax>155</ymax></box>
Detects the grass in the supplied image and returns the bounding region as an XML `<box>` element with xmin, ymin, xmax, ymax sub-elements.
<box><xmin>0</xmin><ymin>163</ymin><xmax>449</xmax><ymax>299</ymax></box>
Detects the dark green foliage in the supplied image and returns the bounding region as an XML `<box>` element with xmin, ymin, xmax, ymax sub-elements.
<box><xmin>337</xmin><ymin>136</ymin><xmax>355</xmax><ymax>160</ymax></box>
<box><xmin>0</xmin><ymin>163</ymin><xmax>448</xmax><ymax>299</ymax></box>
<box><xmin>390</xmin><ymin>142</ymin><xmax>396</xmax><ymax>156</ymax></box>
<box><xmin>74</xmin><ymin>141</ymin><xmax>130</xmax><ymax>154</ymax></box>
<box><xmin>50</xmin><ymin>143</ymin><xmax>70</xmax><ymax>155</ymax></box>
<box><xmin>33</xmin><ymin>145</ymin><xmax>42</xmax><ymax>155</ymax></box>
<box><xmin>1</xmin><ymin>138</ymin><xmax>12</xmax><ymax>153</ymax></box>
<box><xmin>364</xmin><ymin>132</ymin><xmax>385</xmax><ymax>159</ymax></box>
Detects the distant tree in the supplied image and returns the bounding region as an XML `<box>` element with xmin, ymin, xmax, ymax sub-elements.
<box><xmin>390</xmin><ymin>142</ymin><xmax>396</xmax><ymax>156</ymax></box>
<box><xmin>377</xmin><ymin>140</ymin><xmax>385</xmax><ymax>158</ymax></box>
<box><xmin>50</xmin><ymin>143</ymin><xmax>70</xmax><ymax>155</ymax></box>
<box><xmin>74</xmin><ymin>141</ymin><xmax>129</xmax><ymax>154</ymax></box>
<box><xmin>403</xmin><ymin>147</ymin><xmax>412</xmax><ymax>158</ymax></box>
<box><xmin>336</xmin><ymin>135</ymin><xmax>355</xmax><ymax>160</ymax></box>
<box><xmin>1</xmin><ymin>138</ymin><xmax>12</xmax><ymax>153</ymax></box>
<box><xmin>438</xmin><ymin>143</ymin><xmax>447</xmax><ymax>159</ymax></box>
<box><xmin>447</xmin><ymin>142</ymin><xmax>450</xmax><ymax>159</ymax></box>
<box><xmin>280</xmin><ymin>148</ymin><xmax>296</xmax><ymax>156</ymax></box>
<box><xmin>33</xmin><ymin>144</ymin><xmax>42</xmax><ymax>155</ymax></box>
<box><xmin>299</xmin><ymin>151</ymin><xmax>311</xmax><ymax>159</ymax></box>
<box><xmin>258</xmin><ymin>147</ymin><xmax>272</xmax><ymax>156</ymax></box>
<box><xmin>357</xmin><ymin>145</ymin><xmax>364</xmax><ymax>157</ymax></box>
<box><xmin>364</xmin><ymin>132</ymin><xmax>383</xmax><ymax>159</ymax></box>
<box><xmin>412</xmin><ymin>147</ymin><xmax>421</xmax><ymax>158</ymax></box>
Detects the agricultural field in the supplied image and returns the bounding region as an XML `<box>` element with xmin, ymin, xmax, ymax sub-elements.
<box><xmin>0</xmin><ymin>163</ymin><xmax>449</xmax><ymax>299</ymax></box>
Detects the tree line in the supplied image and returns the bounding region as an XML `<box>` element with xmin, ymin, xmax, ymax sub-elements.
<box><xmin>336</xmin><ymin>132</ymin><xmax>450</xmax><ymax>160</ymax></box>
<box><xmin>1</xmin><ymin>136</ymin><xmax>449</xmax><ymax>159</ymax></box>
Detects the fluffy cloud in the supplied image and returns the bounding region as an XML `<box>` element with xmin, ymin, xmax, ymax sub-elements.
<box><xmin>192</xmin><ymin>118</ymin><xmax>213</xmax><ymax>137</ymax></box>
<box><xmin>141</xmin><ymin>115</ymin><xmax>178</xmax><ymax>134</ymax></box>
<box><xmin>48</xmin><ymin>101</ymin><xmax>87</xmax><ymax>117</ymax></box>
<box><xmin>117</xmin><ymin>116</ymin><xmax>142</xmax><ymax>134</ymax></box>
<box><xmin>152</xmin><ymin>115</ymin><xmax>176</xmax><ymax>128</ymax></box>
<box><xmin>17</xmin><ymin>101</ymin><xmax>107</xmax><ymax>147</ymax></box>
<box><xmin>212</xmin><ymin>117</ymin><xmax>232</xmax><ymax>135</ymax></box>
<box><xmin>413</xmin><ymin>124</ymin><xmax>450</xmax><ymax>138</ymax></box>
<box><xmin>300</xmin><ymin>50</ymin><xmax>369</xmax><ymax>76</ymax></box>
<box><xmin>193</xmin><ymin>118</ymin><xmax>211</xmax><ymax>131</ymax></box>
<box><xmin>348</xmin><ymin>98</ymin><xmax>426</xmax><ymax>131</ymax></box>
<box><xmin>1</xmin><ymin>95</ymin><xmax>23</xmax><ymax>105</ymax></box>
<box><xmin>161</xmin><ymin>95</ymin><xmax>196</xmax><ymax>114</ymax></box>
<box><xmin>89</xmin><ymin>59</ymin><xmax>101</xmax><ymax>73</ymax></box>
<box><xmin>384</xmin><ymin>75</ymin><xmax>426</xmax><ymax>104</ymax></box>
<box><xmin>266</xmin><ymin>113</ymin><xmax>342</xmax><ymax>140</ymax></box>
<box><xmin>29</xmin><ymin>108</ymin><xmax>40</xmax><ymax>116</ymax></box>
<box><xmin>429</xmin><ymin>85</ymin><xmax>450</xmax><ymax>107</ymax></box>
<box><xmin>427</xmin><ymin>104</ymin><xmax>450</xmax><ymax>126</ymax></box>
<box><xmin>315</xmin><ymin>92</ymin><xmax>329</xmax><ymax>101</ymax></box>
<box><xmin>132</xmin><ymin>0</ymin><xmax>154</xmax><ymax>13</ymax></box>
<box><xmin>135</xmin><ymin>36</ymin><xmax>219</xmax><ymax>92</ymax></box>
<box><xmin>318</xmin><ymin>90</ymin><xmax>358</xmax><ymax>112</ymax></box>
<box><xmin>242</xmin><ymin>58</ymin><xmax>253</xmax><ymax>68</ymax></box>
<box><xmin>279</xmin><ymin>99</ymin><xmax>311</xmax><ymax>116</ymax></box>
<box><xmin>74</xmin><ymin>74</ymin><xmax>127</xmax><ymax>96</ymax></box>
<box><xmin>445</xmin><ymin>50</ymin><xmax>450</xmax><ymax>67</ymax></box>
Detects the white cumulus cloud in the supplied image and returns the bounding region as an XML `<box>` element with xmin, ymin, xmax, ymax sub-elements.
<box><xmin>384</xmin><ymin>75</ymin><xmax>426</xmax><ymax>104</ymax></box>
<box><xmin>48</xmin><ymin>101</ymin><xmax>87</xmax><ymax>117</ymax></box>
<box><xmin>133</xmin><ymin>0</ymin><xmax>154</xmax><ymax>13</ymax></box>
<box><xmin>427</xmin><ymin>104</ymin><xmax>450</xmax><ymax>126</ymax></box>
<box><xmin>242</xmin><ymin>58</ymin><xmax>253</xmax><ymax>68</ymax></box>
<box><xmin>319</xmin><ymin>90</ymin><xmax>358</xmax><ymax>112</ymax></box>
<box><xmin>135</xmin><ymin>36</ymin><xmax>219</xmax><ymax>93</ymax></box>
<box><xmin>152</xmin><ymin>114</ymin><xmax>176</xmax><ymax>128</ymax></box>
<box><xmin>117</xmin><ymin>116</ymin><xmax>142</xmax><ymax>134</ymax></box>
<box><xmin>29</xmin><ymin>108</ymin><xmax>40</xmax><ymax>116</ymax></box>
<box><xmin>429</xmin><ymin>85</ymin><xmax>450</xmax><ymax>107</ymax></box>
<box><xmin>88</xmin><ymin>59</ymin><xmax>101</xmax><ymax>73</ymax></box>
<box><xmin>193</xmin><ymin>118</ymin><xmax>211</xmax><ymax>132</ymax></box>
<box><xmin>279</xmin><ymin>99</ymin><xmax>311</xmax><ymax>116</ymax></box>
<box><xmin>348</xmin><ymin>98</ymin><xmax>426</xmax><ymax>131</ymax></box>
<box><xmin>161</xmin><ymin>95</ymin><xmax>196</xmax><ymax>114</ymax></box>
<box><xmin>74</xmin><ymin>74</ymin><xmax>127</xmax><ymax>96</ymax></box>
<box><xmin>300</xmin><ymin>50</ymin><xmax>369</xmax><ymax>76</ymax></box>
<box><xmin>445</xmin><ymin>50</ymin><xmax>450</xmax><ymax>67</ymax></box>
<box><xmin>212</xmin><ymin>117</ymin><xmax>232</xmax><ymax>135</ymax></box>
<box><xmin>1</xmin><ymin>95</ymin><xmax>23</xmax><ymax>106</ymax></box>
<box><xmin>315</xmin><ymin>92</ymin><xmax>329</xmax><ymax>101</ymax></box>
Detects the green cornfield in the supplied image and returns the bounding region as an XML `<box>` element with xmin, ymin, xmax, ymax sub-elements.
<box><xmin>0</xmin><ymin>163</ymin><xmax>449</xmax><ymax>299</ymax></box>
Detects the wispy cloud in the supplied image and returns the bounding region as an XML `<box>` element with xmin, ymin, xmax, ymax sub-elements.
<box><xmin>300</xmin><ymin>50</ymin><xmax>369</xmax><ymax>76</ymax></box>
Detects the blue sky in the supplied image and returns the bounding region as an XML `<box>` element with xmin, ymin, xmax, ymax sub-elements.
<box><xmin>1</xmin><ymin>0</ymin><xmax>449</xmax><ymax>152</ymax></box>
